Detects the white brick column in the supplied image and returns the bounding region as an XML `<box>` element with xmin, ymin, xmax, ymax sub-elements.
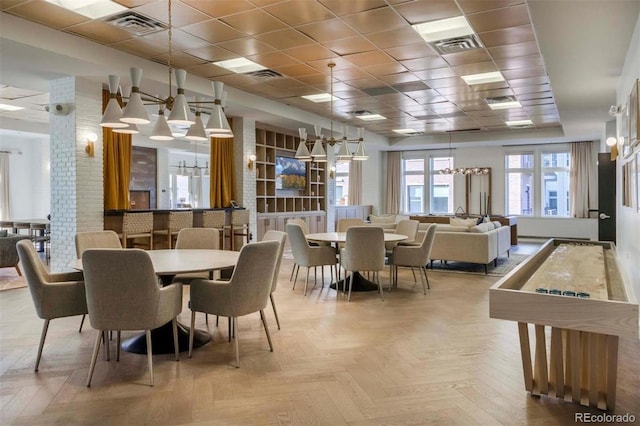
<box><xmin>49</xmin><ymin>76</ymin><xmax>103</xmax><ymax>271</ymax></box>
<box><xmin>232</xmin><ymin>117</ymin><xmax>257</xmax><ymax>242</ymax></box>
<box><xmin>326</xmin><ymin>148</ymin><xmax>336</xmax><ymax>231</ymax></box>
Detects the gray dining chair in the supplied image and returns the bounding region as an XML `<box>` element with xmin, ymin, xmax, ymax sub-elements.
<box><xmin>286</xmin><ymin>223</ymin><xmax>337</xmax><ymax>296</ymax></box>
<box><xmin>188</xmin><ymin>241</ymin><xmax>279</xmax><ymax>367</ymax></box>
<box><xmin>340</xmin><ymin>226</ymin><xmax>386</xmax><ymax>302</ymax></box>
<box><xmin>388</xmin><ymin>224</ymin><xmax>437</xmax><ymax>294</ymax></box>
<box><xmin>82</xmin><ymin>249</ymin><xmax>182</xmax><ymax>387</ymax></box>
<box><xmin>16</xmin><ymin>240</ymin><xmax>87</xmax><ymax>372</ymax></box>
<box><xmin>262</xmin><ymin>230</ymin><xmax>286</xmax><ymax>330</ymax></box>
<box><xmin>172</xmin><ymin>227</ymin><xmax>221</xmax><ymax>283</ymax></box>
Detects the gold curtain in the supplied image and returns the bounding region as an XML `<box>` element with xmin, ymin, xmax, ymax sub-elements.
<box><xmin>102</xmin><ymin>89</ymin><xmax>132</xmax><ymax>210</ymax></box>
<box><xmin>209</xmin><ymin>120</ymin><xmax>236</xmax><ymax>208</ymax></box>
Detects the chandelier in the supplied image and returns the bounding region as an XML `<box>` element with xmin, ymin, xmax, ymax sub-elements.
<box><xmin>173</xmin><ymin>143</ymin><xmax>209</xmax><ymax>177</ymax></box>
<box><xmin>100</xmin><ymin>0</ymin><xmax>233</xmax><ymax>140</ymax></box>
<box><xmin>295</xmin><ymin>62</ymin><xmax>368</xmax><ymax>162</ymax></box>
<box><xmin>437</xmin><ymin>133</ymin><xmax>488</xmax><ymax>175</ymax></box>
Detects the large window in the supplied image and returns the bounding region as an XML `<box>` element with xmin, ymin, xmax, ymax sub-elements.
<box><xmin>541</xmin><ymin>151</ymin><xmax>570</xmax><ymax>216</ymax></box>
<box><xmin>335</xmin><ymin>161</ymin><xmax>350</xmax><ymax>205</ymax></box>
<box><xmin>506</xmin><ymin>153</ymin><xmax>534</xmax><ymax>216</ymax></box>
<box><xmin>401</xmin><ymin>155</ymin><xmax>453</xmax><ymax>214</ymax></box>
<box><xmin>430</xmin><ymin>156</ymin><xmax>453</xmax><ymax>214</ymax></box>
<box><xmin>402</xmin><ymin>158</ymin><xmax>424</xmax><ymax>213</ymax></box>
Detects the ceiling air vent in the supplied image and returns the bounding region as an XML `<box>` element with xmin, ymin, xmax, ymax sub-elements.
<box><xmin>244</xmin><ymin>69</ymin><xmax>283</xmax><ymax>79</ymax></box>
<box><xmin>485</xmin><ymin>95</ymin><xmax>518</xmax><ymax>105</ymax></box>
<box><xmin>401</xmin><ymin>131</ymin><xmax>424</xmax><ymax>136</ymax></box>
<box><xmin>103</xmin><ymin>11</ymin><xmax>167</xmax><ymax>36</ymax></box>
<box><xmin>350</xmin><ymin>110</ymin><xmax>373</xmax><ymax>116</ymax></box>
<box><xmin>431</xmin><ymin>34</ymin><xmax>482</xmax><ymax>55</ymax></box>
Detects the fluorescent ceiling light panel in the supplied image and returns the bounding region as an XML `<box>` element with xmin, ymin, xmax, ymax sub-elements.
<box><xmin>412</xmin><ymin>16</ymin><xmax>474</xmax><ymax>43</ymax></box>
<box><xmin>393</xmin><ymin>129</ymin><xmax>418</xmax><ymax>134</ymax></box>
<box><xmin>0</xmin><ymin>103</ymin><xmax>25</xmax><ymax>111</ymax></box>
<box><xmin>44</xmin><ymin>0</ymin><xmax>127</xmax><ymax>19</ymax></box>
<box><xmin>212</xmin><ymin>58</ymin><xmax>267</xmax><ymax>74</ymax></box>
<box><xmin>356</xmin><ymin>113</ymin><xmax>386</xmax><ymax>121</ymax></box>
<box><xmin>301</xmin><ymin>93</ymin><xmax>338</xmax><ymax>103</ymax></box>
<box><xmin>506</xmin><ymin>120</ymin><xmax>533</xmax><ymax>126</ymax></box>
<box><xmin>488</xmin><ymin>101</ymin><xmax>522</xmax><ymax>110</ymax></box>
<box><xmin>461</xmin><ymin>71</ymin><xmax>504</xmax><ymax>85</ymax></box>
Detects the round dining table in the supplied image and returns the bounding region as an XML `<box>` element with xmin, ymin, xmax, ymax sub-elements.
<box><xmin>71</xmin><ymin>249</ymin><xmax>240</xmax><ymax>355</ymax></box>
<box><xmin>305</xmin><ymin>232</ymin><xmax>407</xmax><ymax>292</ymax></box>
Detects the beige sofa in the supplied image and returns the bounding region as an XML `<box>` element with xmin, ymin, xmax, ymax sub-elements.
<box><xmin>430</xmin><ymin>221</ymin><xmax>511</xmax><ymax>274</ymax></box>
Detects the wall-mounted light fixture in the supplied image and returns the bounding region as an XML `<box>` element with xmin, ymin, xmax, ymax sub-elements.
<box><xmin>247</xmin><ymin>154</ymin><xmax>256</xmax><ymax>170</ymax></box>
<box><xmin>329</xmin><ymin>166</ymin><xmax>335</xmax><ymax>179</ymax></box>
<box><xmin>85</xmin><ymin>132</ymin><xmax>97</xmax><ymax>157</ymax></box>
<box><xmin>605</xmin><ymin>137</ymin><xmax>617</xmax><ymax>147</ymax></box>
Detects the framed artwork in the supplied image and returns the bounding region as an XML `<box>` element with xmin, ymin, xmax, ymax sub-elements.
<box><xmin>631</xmin><ymin>155</ymin><xmax>637</xmax><ymax>209</ymax></box>
<box><xmin>630</xmin><ymin>79</ymin><xmax>639</xmax><ymax>147</ymax></box>
<box><xmin>622</xmin><ymin>162</ymin><xmax>629</xmax><ymax>207</ymax></box>
<box><xmin>619</xmin><ymin>100</ymin><xmax>630</xmax><ymax>157</ymax></box>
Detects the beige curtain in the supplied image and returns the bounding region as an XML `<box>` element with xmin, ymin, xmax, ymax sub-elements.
<box><xmin>0</xmin><ymin>152</ymin><xmax>9</xmax><ymax>220</ymax></box>
<box><xmin>385</xmin><ymin>151</ymin><xmax>401</xmax><ymax>214</ymax></box>
<box><xmin>570</xmin><ymin>141</ymin><xmax>595</xmax><ymax>218</ymax></box>
<box><xmin>348</xmin><ymin>160</ymin><xmax>362</xmax><ymax>205</ymax></box>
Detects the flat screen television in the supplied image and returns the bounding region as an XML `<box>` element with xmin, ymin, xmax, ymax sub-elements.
<box><xmin>275</xmin><ymin>155</ymin><xmax>306</xmax><ymax>190</ymax></box>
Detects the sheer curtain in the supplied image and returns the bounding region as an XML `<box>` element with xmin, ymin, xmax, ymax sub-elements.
<box><xmin>0</xmin><ymin>152</ymin><xmax>9</xmax><ymax>220</ymax></box>
<box><xmin>348</xmin><ymin>160</ymin><xmax>362</xmax><ymax>205</ymax></box>
<box><xmin>385</xmin><ymin>151</ymin><xmax>401</xmax><ymax>214</ymax></box>
<box><xmin>570</xmin><ymin>141</ymin><xmax>595</xmax><ymax>218</ymax></box>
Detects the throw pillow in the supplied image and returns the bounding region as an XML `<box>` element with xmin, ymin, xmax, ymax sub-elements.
<box><xmin>0</xmin><ymin>230</ymin><xmax>7</xmax><ymax>237</ymax></box>
<box><xmin>469</xmin><ymin>223</ymin><xmax>493</xmax><ymax>233</ymax></box>
<box><xmin>450</xmin><ymin>217</ymin><xmax>478</xmax><ymax>227</ymax></box>
<box><xmin>369</xmin><ymin>214</ymin><xmax>396</xmax><ymax>224</ymax></box>
<box><xmin>492</xmin><ymin>221</ymin><xmax>503</xmax><ymax>229</ymax></box>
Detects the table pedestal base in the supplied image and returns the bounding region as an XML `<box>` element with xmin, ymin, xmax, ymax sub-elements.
<box><xmin>330</xmin><ymin>272</ymin><xmax>379</xmax><ymax>292</ymax></box>
<box><xmin>121</xmin><ymin>321</ymin><xmax>210</xmax><ymax>355</ymax></box>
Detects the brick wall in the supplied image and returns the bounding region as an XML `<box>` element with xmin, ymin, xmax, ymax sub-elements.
<box><xmin>232</xmin><ymin>117</ymin><xmax>257</xmax><ymax>243</ymax></box>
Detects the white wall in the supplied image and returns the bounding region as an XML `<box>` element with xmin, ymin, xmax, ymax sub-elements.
<box><xmin>360</xmin><ymin>147</ymin><xmax>383</xmax><ymax>214</ymax></box>
<box><xmin>616</xmin><ymin>14</ymin><xmax>640</xmax><ymax>300</ymax></box>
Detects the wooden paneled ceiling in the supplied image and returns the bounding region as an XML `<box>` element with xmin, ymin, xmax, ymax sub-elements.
<box><xmin>1</xmin><ymin>0</ymin><xmax>561</xmax><ymax>138</ymax></box>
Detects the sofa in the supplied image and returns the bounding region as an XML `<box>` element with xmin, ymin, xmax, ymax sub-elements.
<box><xmin>0</xmin><ymin>231</ymin><xmax>32</xmax><ymax>275</ymax></box>
<box><xmin>429</xmin><ymin>219</ymin><xmax>511</xmax><ymax>274</ymax></box>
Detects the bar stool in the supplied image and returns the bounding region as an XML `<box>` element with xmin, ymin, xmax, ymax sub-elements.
<box><xmin>153</xmin><ymin>211</ymin><xmax>192</xmax><ymax>249</ymax></box>
<box><xmin>13</xmin><ymin>221</ymin><xmax>30</xmax><ymax>235</ymax></box>
<box><xmin>30</xmin><ymin>222</ymin><xmax>48</xmax><ymax>253</ymax></box>
<box><xmin>121</xmin><ymin>212</ymin><xmax>153</xmax><ymax>249</ymax></box>
<box><xmin>202</xmin><ymin>210</ymin><xmax>227</xmax><ymax>250</ymax></box>
<box><xmin>226</xmin><ymin>209</ymin><xmax>250</xmax><ymax>251</ymax></box>
<box><xmin>0</xmin><ymin>220</ymin><xmax>13</xmax><ymax>231</ymax></box>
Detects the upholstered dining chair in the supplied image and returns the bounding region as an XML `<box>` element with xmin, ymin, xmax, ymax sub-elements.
<box><xmin>16</xmin><ymin>240</ymin><xmax>87</xmax><ymax>372</ymax></box>
<box><xmin>286</xmin><ymin>218</ymin><xmax>316</xmax><ymax>282</ymax></box>
<box><xmin>188</xmin><ymin>241</ymin><xmax>279</xmax><ymax>367</ymax></box>
<box><xmin>201</xmin><ymin>210</ymin><xmax>227</xmax><ymax>249</ymax></box>
<box><xmin>262</xmin><ymin>230</ymin><xmax>286</xmax><ymax>330</ymax></box>
<box><xmin>388</xmin><ymin>224</ymin><xmax>437</xmax><ymax>294</ymax></box>
<box><xmin>82</xmin><ymin>249</ymin><xmax>182</xmax><ymax>387</ymax></box>
<box><xmin>286</xmin><ymin>223</ymin><xmax>338</xmax><ymax>296</ymax></box>
<box><xmin>385</xmin><ymin>219</ymin><xmax>420</xmax><ymax>258</ymax></box>
<box><xmin>340</xmin><ymin>226</ymin><xmax>386</xmax><ymax>302</ymax></box>
<box><xmin>337</xmin><ymin>218</ymin><xmax>365</xmax><ymax>232</ymax></box>
<box><xmin>121</xmin><ymin>211</ymin><xmax>154</xmax><ymax>249</ymax></box>
<box><xmin>153</xmin><ymin>210</ymin><xmax>193</xmax><ymax>249</ymax></box>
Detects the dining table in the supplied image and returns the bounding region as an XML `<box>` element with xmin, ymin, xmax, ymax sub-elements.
<box><xmin>70</xmin><ymin>248</ymin><xmax>240</xmax><ymax>355</ymax></box>
<box><xmin>305</xmin><ymin>232</ymin><xmax>407</xmax><ymax>292</ymax></box>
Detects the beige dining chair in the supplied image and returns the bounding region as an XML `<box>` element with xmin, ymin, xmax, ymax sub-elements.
<box><xmin>337</xmin><ymin>218</ymin><xmax>365</xmax><ymax>232</ymax></box>
<box><xmin>82</xmin><ymin>249</ymin><xmax>182</xmax><ymax>387</ymax></box>
<box><xmin>202</xmin><ymin>210</ymin><xmax>227</xmax><ymax>249</ymax></box>
<box><xmin>340</xmin><ymin>226</ymin><xmax>386</xmax><ymax>302</ymax></box>
<box><xmin>153</xmin><ymin>210</ymin><xmax>193</xmax><ymax>249</ymax></box>
<box><xmin>286</xmin><ymin>223</ymin><xmax>337</xmax><ymax>296</ymax></box>
<box><xmin>74</xmin><ymin>230</ymin><xmax>123</xmax><ymax>334</ymax></box>
<box><xmin>388</xmin><ymin>224</ymin><xmax>437</xmax><ymax>294</ymax></box>
<box><xmin>286</xmin><ymin>218</ymin><xmax>319</xmax><ymax>282</ymax></box>
<box><xmin>385</xmin><ymin>219</ymin><xmax>419</xmax><ymax>255</ymax></box>
<box><xmin>121</xmin><ymin>212</ymin><xmax>154</xmax><ymax>249</ymax></box>
<box><xmin>16</xmin><ymin>240</ymin><xmax>87</xmax><ymax>372</ymax></box>
<box><xmin>225</xmin><ymin>209</ymin><xmax>251</xmax><ymax>251</ymax></box>
<box><xmin>188</xmin><ymin>241</ymin><xmax>279</xmax><ymax>367</ymax></box>
<box><xmin>262</xmin><ymin>230</ymin><xmax>286</xmax><ymax>330</ymax></box>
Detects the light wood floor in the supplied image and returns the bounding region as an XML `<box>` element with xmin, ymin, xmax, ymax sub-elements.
<box><xmin>1</xmin><ymin>246</ymin><xmax>638</xmax><ymax>425</ymax></box>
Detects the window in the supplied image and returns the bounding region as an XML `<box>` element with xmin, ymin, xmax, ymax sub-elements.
<box><xmin>430</xmin><ymin>156</ymin><xmax>453</xmax><ymax>214</ymax></box>
<box><xmin>401</xmin><ymin>155</ymin><xmax>454</xmax><ymax>214</ymax></box>
<box><xmin>541</xmin><ymin>151</ymin><xmax>570</xmax><ymax>217</ymax></box>
<box><xmin>506</xmin><ymin>153</ymin><xmax>534</xmax><ymax>216</ymax></box>
<box><xmin>402</xmin><ymin>158</ymin><xmax>424</xmax><ymax>213</ymax></box>
<box><xmin>335</xmin><ymin>161</ymin><xmax>350</xmax><ymax>205</ymax></box>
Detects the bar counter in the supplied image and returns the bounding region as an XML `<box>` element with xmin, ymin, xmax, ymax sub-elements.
<box><xmin>104</xmin><ymin>207</ymin><xmax>236</xmax><ymax>229</ymax></box>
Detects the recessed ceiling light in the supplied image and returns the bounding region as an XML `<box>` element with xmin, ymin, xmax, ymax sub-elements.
<box><xmin>506</xmin><ymin>120</ymin><xmax>533</xmax><ymax>126</ymax></box>
<box><xmin>212</xmin><ymin>58</ymin><xmax>267</xmax><ymax>74</ymax></box>
<box><xmin>461</xmin><ymin>71</ymin><xmax>504</xmax><ymax>85</ymax></box>
<box><xmin>0</xmin><ymin>103</ymin><xmax>25</xmax><ymax>111</ymax></box>
<box><xmin>412</xmin><ymin>16</ymin><xmax>474</xmax><ymax>42</ymax></box>
<box><xmin>301</xmin><ymin>93</ymin><xmax>338</xmax><ymax>103</ymax></box>
<box><xmin>488</xmin><ymin>101</ymin><xmax>522</xmax><ymax>110</ymax></box>
<box><xmin>44</xmin><ymin>0</ymin><xmax>127</xmax><ymax>19</ymax></box>
<box><xmin>356</xmin><ymin>113</ymin><xmax>386</xmax><ymax>121</ymax></box>
<box><xmin>393</xmin><ymin>129</ymin><xmax>418</xmax><ymax>134</ymax></box>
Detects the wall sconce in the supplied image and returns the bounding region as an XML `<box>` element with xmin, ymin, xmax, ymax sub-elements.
<box><xmin>247</xmin><ymin>154</ymin><xmax>256</xmax><ymax>170</ymax></box>
<box><xmin>85</xmin><ymin>132</ymin><xmax>97</xmax><ymax>157</ymax></box>
<box><xmin>329</xmin><ymin>166</ymin><xmax>335</xmax><ymax>179</ymax></box>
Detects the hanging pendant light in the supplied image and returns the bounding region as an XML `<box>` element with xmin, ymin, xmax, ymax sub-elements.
<box><xmin>336</xmin><ymin>124</ymin><xmax>352</xmax><ymax>162</ymax></box>
<box><xmin>150</xmin><ymin>97</ymin><xmax>173</xmax><ymax>141</ymax></box>
<box><xmin>101</xmin><ymin>75</ymin><xmax>127</xmax><ymax>128</ymax></box>
<box><xmin>352</xmin><ymin>128</ymin><xmax>368</xmax><ymax>160</ymax></box>
<box><xmin>167</xmin><ymin>69</ymin><xmax>194</xmax><ymax>125</ymax></box>
<box><xmin>120</xmin><ymin>67</ymin><xmax>150</xmax><ymax>124</ymax></box>
<box><xmin>206</xmin><ymin>81</ymin><xmax>233</xmax><ymax>137</ymax></box>
<box><xmin>219</xmin><ymin>91</ymin><xmax>233</xmax><ymax>135</ymax></box>
<box><xmin>185</xmin><ymin>97</ymin><xmax>207</xmax><ymax>141</ymax></box>
<box><xmin>113</xmin><ymin>123</ymin><xmax>139</xmax><ymax>134</ymax></box>
<box><xmin>310</xmin><ymin>125</ymin><xmax>327</xmax><ymax>161</ymax></box>
<box><xmin>295</xmin><ymin>128</ymin><xmax>311</xmax><ymax>161</ymax></box>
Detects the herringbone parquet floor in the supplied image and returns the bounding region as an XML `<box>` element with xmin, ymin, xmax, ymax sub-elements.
<box><xmin>1</xmin><ymin>246</ymin><xmax>638</xmax><ymax>425</ymax></box>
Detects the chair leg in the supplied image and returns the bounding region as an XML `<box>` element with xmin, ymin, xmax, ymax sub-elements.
<box><xmin>104</xmin><ymin>331</ymin><xmax>110</xmax><ymax>362</ymax></box>
<box><xmin>303</xmin><ymin>267</ymin><xmax>310</xmax><ymax>296</ymax></box>
<box><xmin>411</xmin><ymin>266</ymin><xmax>417</xmax><ymax>282</ymax></box>
<box><xmin>376</xmin><ymin>272</ymin><xmax>384</xmax><ymax>301</ymax></box>
<box><xmin>347</xmin><ymin>271</ymin><xmax>353</xmax><ymax>302</ymax></box>
<box><xmin>189</xmin><ymin>311</ymin><xmax>196</xmax><ymax>358</ymax></box>
<box><xmin>233</xmin><ymin>317</ymin><xmax>240</xmax><ymax>368</ymax></box>
<box><xmin>423</xmin><ymin>266</ymin><xmax>430</xmax><ymax>290</ymax></box>
<box><xmin>146</xmin><ymin>330</ymin><xmax>154</xmax><ymax>386</ymax></box>
<box><xmin>86</xmin><ymin>331</ymin><xmax>102</xmax><ymax>387</ymax></box>
<box><xmin>35</xmin><ymin>319</ymin><xmax>50</xmax><ymax>372</ymax></box>
<box><xmin>116</xmin><ymin>331</ymin><xmax>121</xmax><ymax>362</ymax></box>
<box><xmin>292</xmin><ymin>265</ymin><xmax>300</xmax><ymax>290</ymax></box>
<box><xmin>320</xmin><ymin>266</ymin><xmax>325</xmax><ymax>289</ymax></box>
<box><xmin>270</xmin><ymin>293</ymin><xmax>281</xmax><ymax>330</ymax></box>
<box><xmin>172</xmin><ymin>318</ymin><xmax>179</xmax><ymax>362</ymax></box>
<box><xmin>15</xmin><ymin>265</ymin><xmax>22</xmax><ymax>276</ymax></box>
<box><xmin>206</xmin><ymin>314</ymin><xmax>209</xmax><ymax>325</ymax></box>
<box><xmin>78</xmin><ymin>314</ymin><xmax>85</xmax><ymax>333</ymax></box>
<box><xmin>290</xmin><ymin>263</ymin><xmax>296</xmax><ymax>281</ymax></box>
<box><xmin>259</xmin><ymin>310</ymin><xmax>273</xmax><ymax>352</ymax></box>
<box><xmin>418</xmin><ymin>267</ymin><xmax>427</xmax><ymax>295</ymax></box>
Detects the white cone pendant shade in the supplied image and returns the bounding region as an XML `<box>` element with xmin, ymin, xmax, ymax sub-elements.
<box><xmin>185</xmin><ymin>112</ymin><xmax>208</xmax><ymax>141</ymax></box>
<box><xmin>121</xmin><ymin>68</ymin><xmax>150</xmax><ymax>124</ymax></box>
<box><xmin>101</xmin><ymin>75</ymin><xmax>128</xmax><ymax>128</ymax></box>
<box><xmin>205</xmin><ymin>82</ymin><xmax>232</xmax><ymax>136</ymax></box>
<box><xmin>167</xmin><ymin>69</ymin><xmax>194</xmax><ymax>125</ymax></box>
<box><xmin>219</xmin><ymin>91</ymin><xmax>233</xmax><ymax>134</ymax></box>
<box><xmin>352</xmin><ymin>141</ymin><xmax>368</xmax><ymax>160</ymax></box>
<box><xmin>336</xmin><ymin>139</ymin><xmax>352</xmax><ymax>162</ymax></box>
<box><xmin>113</xmin><ymin>123</ymin><xmax>139</xmax><ymax>134</ymax></box>
<box><xmin>150</xmin><ymin>110</ymin><xmax>173</xmax><ymax>141</ymax></box>
<box><xmin>310</xmin><ymin>125</ymin><xmax>326</xmax><ymax>161</ymax></box>
<box><xmin>295</xmin><ymin>127</ymin><xmax>311</xmax><ymax>161</ymax></box>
